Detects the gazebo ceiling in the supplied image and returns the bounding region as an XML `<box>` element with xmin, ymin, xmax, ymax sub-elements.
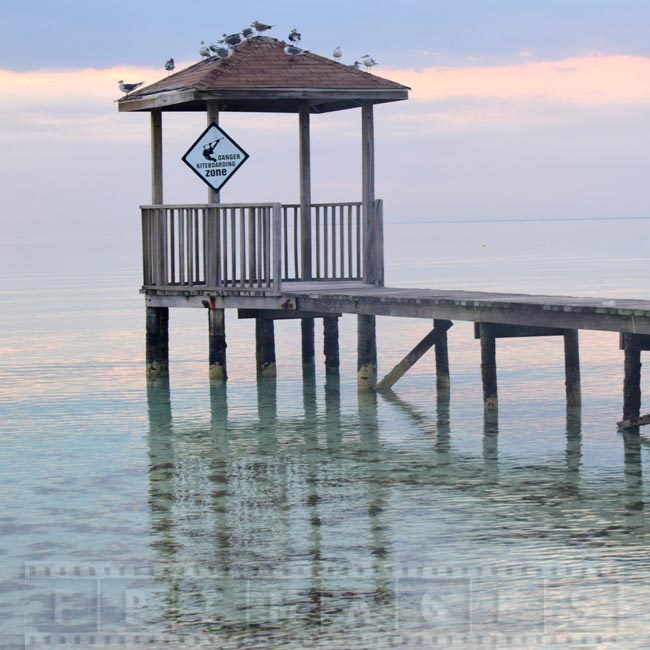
<box><xmin>118</xmin><ymin>37</ymin><xmax>409</xmax><ymax>114</ymax></box>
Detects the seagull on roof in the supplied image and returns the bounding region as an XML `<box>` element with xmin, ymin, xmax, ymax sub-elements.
<box><xmin>118</xmin><ymin>80</ymin><xmax>143</xmax><ymax>94</ymax></box>
<box><xmin>199</xmin><ymin>41</ymin><xmax>211</xmax><ymax>58</ymax></box>
<box><xmin>353</xmin><ymin>61</ymin><xmax>362</xmax><ymax>70</ymax></box>
<box><xmin>284</xmin><ymin>44</ymin><xmax>308</xmax><ymax>57</ymax></box>
<box><xmin>241</xmin><ymin>26</ymin><xmax>255</xmax><ymax>39</ymax></box>
<box><xmin>209</xmin><ymin>42</ymin><xmax>233</xmax><ymax>59</ymax></box>
<box><xmin>288</xmin><ymin>28</ymin><xmax>301</xmax><ymax>43</ymax></box>
<box><xmin>360</xmin><ymin>54</ymin><xmax>377</xmax><ymax>72</ymax></box>
<box><xmin>222</xmin><ymin>32</ymin><xmax>244</xmax><ymax>47</ymax></box>
<box><xmin>333</xmin><ymin>46</ymin><xmax>342</xmax><ymax>62</ymax></box>
<box><xmin>252</xmin><ymin>20</ymin><xmax>273</xmax><ymax>32</ymax></box>
<box><xmin>164</xmin><ymin>58</ymin><xmax>175</xmax><ymax>73</ymax></box>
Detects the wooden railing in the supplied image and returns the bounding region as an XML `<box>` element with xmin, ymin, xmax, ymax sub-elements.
<box><xmin>141</xmin><ymin>200</ymin><xmax>383</xmax><ymax>293</ymax></box>
<box><xmin>141</xmin><ymin>203</ymin><xmax>282</xmax><ymax>293</ymax></box>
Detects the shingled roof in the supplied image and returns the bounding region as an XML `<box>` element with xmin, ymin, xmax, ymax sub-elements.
<box><xmin>118</xmin><ymin>37</ymin><xmax>409</xmax><ymax>114</ymax></box>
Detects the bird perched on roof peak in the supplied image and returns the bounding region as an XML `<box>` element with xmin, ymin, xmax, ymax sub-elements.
<box><xmin>241</xmin><ymin>26</ymin><xmax>255</xmax><ymax>39</ymax></box>
<box><xmin>353</xmin><ymin>61</ymin><xmax>362</xmax><ymax>70</ymax></box>
<box><xmin>288</xmin><ymin>28</ymin><xmax>301</xmax><ymax>43</ymax></box>
<box><xmin>360</xmin><ymin>54</ymin><xmax>377</xmax><ymax>72</ymax></box>
<box><xmin>209</xmin><ymin>42</ymin><xmax>234</xmax><ymax>59</ymax></box>
<box><xmin>252</xmin><ymin>20</ymin><xmax>273</xmax><ymax>32</ymax></box>
<box><xmin>164</xmin><ymin>58</ymin><xmax>175</xmax><ymax>74</ymax></box>
<box><xmin>199</xmin><ymin>41</ymin><xmax>211</xmax><ymax>58</ymax></box>
<box><xmin>221</xmin><ymin>32</ymin><xmax>244</xmax><ymax>47</ymax></box>
<box><xmin>333</xmin><ymin>46</ymin><xmax>342</xmax><ymax>62</ymax></box>
<box><xmin>118</xmin><ymin>80</ymin><xmax>143</xmax><ymax>95</ymax></box>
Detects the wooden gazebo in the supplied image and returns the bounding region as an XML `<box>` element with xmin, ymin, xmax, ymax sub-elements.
<box><xmin>119</xmin><ymin>36</ymin><xmax>409</xmax><ymax>380</ymax></box>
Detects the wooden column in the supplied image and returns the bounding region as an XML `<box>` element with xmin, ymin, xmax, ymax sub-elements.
<box><xmin>434</xmin><ymin>318</ymin><xmax>450</xmax><ymax>389</ymax></box>
<box><xmin>256</xmin><ymin>317</ymin><xmax>277</xmax><ymax>377</ymax></box>
<box><xmin>207</xmin><ymin>101</ymin><xmax>220</xmax><ymax>203</ymax></box>
<box><xmin>357</xmin><ymin>314</ymin><xmax>377</xmax><ymax>391</ymax></box>
<box><xmin>479</xmin><ymin>324</ymin><xmax>498</xmax><ymax>410</ymax></box>
<box><xmin>299</xmin><ymin>103</ymin><xmax>315</xmax><ymax>361</ymax></box>
<box><xmin>208</xmin><ymin>308</ymin><xmax>227</xmax><ymax>380</ymax></box>
<box><xmin>361</xmin><ymin>102</ymin><xmax>376</xmax><ymax>284</ymax></box>
<box><xmin>146</xmin><ymin>111</ymin><xmax>169</xmax><ymax>376</ymax></box>
<box><xmin>563</xmin><ymin>329</ymin><xmax>581</xmax><ymax>406</ymax></box>
<box><xmin>301</xmin><ymin>317</ymin><xmax>315</xmax><ymax>364</ymax></box>
<box><xmin>146</xmin><ymin>305</ymin><xmax>169</xmax><ymax>377</ymax></box>
<box><xmin>323</xmin><ymin>316</ymin><xmax>340</xmax><ymax>374</ymax></box>
<box><xmin>623</xmin><ymin>333</ymin><xmax>642</xmax><ymax>422</ymax></box>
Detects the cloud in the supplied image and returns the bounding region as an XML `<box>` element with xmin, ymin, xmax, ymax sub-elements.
<box><xmin>381</xmin><ymin>55</ymin><xmax>650</xmax><ymax>105</ymax></box>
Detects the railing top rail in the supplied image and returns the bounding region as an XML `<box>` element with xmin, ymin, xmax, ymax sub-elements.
<box><xmin>140</xmin><ymin>202</ymin><xmax>281</xmax><ymax>210</ymax></box>
<box><xmin>282</xmin><ymin>201</ymin><xmax>364</xmax><ymax>209</ymax></box>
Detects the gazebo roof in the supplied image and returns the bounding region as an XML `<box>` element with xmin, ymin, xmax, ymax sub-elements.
<box><xmin>118</xmin><ymin>37</ymin><xmax>409</xmax><ymax>114</ymax></box>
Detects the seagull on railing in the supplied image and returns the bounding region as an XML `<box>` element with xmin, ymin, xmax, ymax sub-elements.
<box><xmin>164</xmin><ymin>58</ymin><xmax>175</xmax><ymax>74</ymax></box>
<box><xmin>333</xmin><ymin>46</ymin><xmax>342</xmax><ymax>62</ymax></box>
<box><xmin>360</xmin><ymin>54</ymin><xmax>377</xmax><ymax>71</ymax></box>
<box><xmin>118</xmin><ymin>80</ymin><xmax>143</xmax><ymax>94</ymax></box>
<box><xmin>199</xmin><ymin>41</ymin><xmax>211</xmax><ymax>58</ymax></box>
<box><xmin>288</xmin><ymin>28</ymin><xmax>301</xmax><ymax>43</ymax></box>
<box><xmin>252</xmin><ymin>20</ymin><xmax>273</xmax><ymax>32</ymax></box>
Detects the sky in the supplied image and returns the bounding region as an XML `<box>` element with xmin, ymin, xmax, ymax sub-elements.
<box><xmin>2</xmin><ymin>0</ymin><xmax>650</xmax><ymax>259</ymax></box>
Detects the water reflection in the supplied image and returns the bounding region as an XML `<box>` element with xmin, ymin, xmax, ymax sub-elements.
<box><xmin>144</xmin><ymin>376</ymin><xmax>650</xmax><ymax>645</ymax></box>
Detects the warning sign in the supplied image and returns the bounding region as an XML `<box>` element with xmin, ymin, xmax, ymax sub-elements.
<box><xmin>182</xmin><ymin>122</ymin><xmax>250</xmax><ymax>193</ymax></box>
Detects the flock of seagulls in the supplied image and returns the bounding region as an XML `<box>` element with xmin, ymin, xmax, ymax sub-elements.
<box><xmin>117</xmin><ymin>21</ymin><xmax>378</xmax><ymax>95</ymax></box>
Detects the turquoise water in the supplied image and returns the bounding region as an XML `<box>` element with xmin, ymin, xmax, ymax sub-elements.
<box><xmin>2</xmin><ymin>219</ymin><xmax>650</xmax><ymax>649</ymax></box>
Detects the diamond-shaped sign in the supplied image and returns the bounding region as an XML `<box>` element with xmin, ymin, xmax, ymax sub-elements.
<box><xmin>182</xmin><ymin>122</ymin><xmax>250</xmax><ymax>193</ymax></box>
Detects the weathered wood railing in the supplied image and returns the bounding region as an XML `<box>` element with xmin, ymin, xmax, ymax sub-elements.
<box><xmin>141</xmin><ymin>200</ymin><xmax>383</xmax><ymax>293</ymax></box>
<box><xmin>142</xmin><ymin>203</ymin><xmax>282</xmax><ymax>293</ymax></box>
<box><xmin>281</xmin><ymin>200</ymin><xmax>383</xmax><ymax>282</ymax></box>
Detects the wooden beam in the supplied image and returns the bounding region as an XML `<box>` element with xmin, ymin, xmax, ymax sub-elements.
<box><xmin>237</xmin><ymin>309</ymin><xmax>341</xmax><ymax>320</ymax></box>
<box><xmin>361</xmin><ymin>102</ymin><xmax>376</xmax><ymax>284</ymax></box>
<box><xmin>623</xmin><ymin>333</ymin><xmax>642</xmax><ymax>422</ymax></box>
<box><xmin>323</xmin><ymin>316</ymin><xmax>340</xmax><ymax>374</ymax></box>
<box><xmin>357</xmin><ymin>314</ymin><xmax>377</xmax><ymax>391</ymax></box>
<box><xmin>151</xmin><ymin>110</ymin><xmax>163</xmax><ymax>204</ymax></box>
<box><xmin>480</xmin><ymin>323</ymin><xmax>498</xmax><ymax>411</ymax></box>
<box><xmin>563</xmin><ymin>329</ymin><xmax>581</xmax><ymax>407</ymax></box>
<box><xmin>619</xmin><ymin>332</ymin><xmax>650</xmax><ymax>351</ymax></box>
<box><xmin>375</xmin><ymin>320</ymin><xmax>453</xmax><ymax>392</ymax></box>
<box><xmin>434</xmin><ymin>318</ymin><xmax>451</xmax><ymax>388</ymax></box>
<box><xmin>207</xmin><ymin>101</ymin><xmax>220</xmax><ymax>203</ymax></box>
<box><xmin>208</xmin><ymin>308</ymin><xmax>227</xmax><ymax>380</ymax></box>
<box><xmin>474</xmin><ymin>323</ymin><xmax>565</xmax><ymax>339</ymax></box>
<box><xmin>146</xmin><ymin>306</ymin><xmax>169</xmax><ymax>377</ymax></box>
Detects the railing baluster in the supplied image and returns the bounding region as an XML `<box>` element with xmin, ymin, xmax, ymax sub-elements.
<box><xmin>282</xmin><ymin>206</ymin><xmax>288</xmax><ymax>280</ymax></box>
<box><xmin>356</xmin><ymin>204</ymin><xmax>361</xmax><ymax>279</ymax></box>
<box><xmin>220</xmin><ymin>208</ymin><xmax>227</xmax><ymax>287</ymax></box>
<box><xmin>324</xmin><ymin>206</ymin><xmax>330</xmax><ymax>279</ymax></box>
<box><xmin>315</xmin><ymin>205</ymin><xmax>321</xmax><ymax>279</ymax></box>
<box><xmin>239</xmin><ymin>208</ymin><xmax>246</xmax><ymax>287</ymax></box>
<box><xmin>331</xmin><ymin>205</ymin><xmax>337</xmax><ymax>279</ymax></box>
<box><xmin>264</xmin><ymin>207</ymin><xmax>271</xmax><ymax>287</ymax></box>
<box><xmin>293</xmin><ymin>207</ymin><xmax>299</xmax><ymax>280</ymax></box>
<box><xmin>339</xmin><ymin>204</ymin><xmax>345</xmax><ymax>278</ymax></box>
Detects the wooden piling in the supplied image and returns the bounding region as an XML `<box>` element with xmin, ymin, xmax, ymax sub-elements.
<box><xmin>623</xmin><ymin>333</ymin><xmax>642</xmax><ymax>422</ymax></box>
<box><xmin>357</xmin><ymin>314</ymin><xmax>377</xmax><ymax>391</ymax></box>
<box><xmin>208</xmin><ymin>308</ymin><xmax>227</xmax><ymax>380</ymax></box>
<box><xmin>146</xmin><ymin>306</ymin><xmax>169</xmax><ymax>377</ymax></box>
<box><xmin>434</xmin><ymin>318</ymin><xmax>451</xmax><ymax>389</ymax></box>
<box><xmin>323</xmin><ymin>316</ymin><xmax>340</xmax><ymax>374</ymax></box>
<box><xmin>563</xmin><ymin>329</ymin><xmax>581</xmax><ymax>406</ymax></box>
<box><xmin>301</xmin><ymin>317</ymin><xmax>315</xmax><ymax>365</ymax></box>
<box><xmin>479</xmin><ymin>323</ymin><xmax>498</xmax><ymax>410</ymax></box>
<box><xmin>256</xmin><ymin>317</ymin><xmax>277</xmax><ymax>376</ymax></box>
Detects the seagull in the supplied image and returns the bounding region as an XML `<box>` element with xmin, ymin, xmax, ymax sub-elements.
<box><xmin>284</xmin><ymin>44</ymin><xmax>308</xmax><ymax>57</ymax></box>
<box><xmin>209</xmin><ymin>42</ymin><xmax>233</xmax><ymax>59</ymax></box>
<box><xmin>222</xmin><ymin>32</ymin><xmax>244</xmax><ymax>47</ymax></box>
<box><xmin>333</xmin><ymin>46</ymin><xmax>342</xmax><ymax>62</ymax></box>
<box><xmin>241</xmin><ymin>26</ymin><xmax>255</xmax><ymax>39</ymax></box>
<box><xmin>199</xmin><ymin>41</ymin><xmax>211</xmax><ymax>58</ymax></box>
<box><xmin>252</xmin><ymin>20</ymin><xmax>273</xmax><ymax>32</ymax></box>
<box><xmin>288</xmin><ymin>28</ymin><xmax>301</xmax><ymax>43</ymax></box>
<box><xmin>353</xmin><ymin>61</ymin><xmax>362</xmax><ymax>70</ymax></box>
<box><xmin>164</xmin><ymin>58</ymin><xmax>175</xmax><ymax>73</ymax></box>
<box><xmin>360</xmin><ymin>54</ymin><xmax>377</xmax><ymax>71</ymax></box>
<box><xmin>118</xmin><ymin>80</ymin><xmax>143</xmax><ymax>94</ymax></box>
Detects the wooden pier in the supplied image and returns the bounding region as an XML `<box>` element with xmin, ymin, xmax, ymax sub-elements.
<box><xmin>119</xmin><ymin>36</ymin><xmax>650</xmax><ymax>428</ymax></box>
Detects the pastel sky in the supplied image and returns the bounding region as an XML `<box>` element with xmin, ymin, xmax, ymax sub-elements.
<box><xmin>2</xmin><ymin>0</ymin><xmax>650</xmax><ymax>253</ymax></box>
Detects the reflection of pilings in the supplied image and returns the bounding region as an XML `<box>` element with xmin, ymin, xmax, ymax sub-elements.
<box><xmin>357</xmin><ymin>391</ymin><xmax>393</xmax><ymax>606</ymax></box>
<box><xmin>302</xmin><ymin>363</ymin><xmax>318</xmax><ymax>439</ymax></box>
<box><xmin>436</xmin><ymin>386</ymin><xmax>451</xmax><ymax>464</ymax></box>
<box><xmin>564</xmin><ymin>405</ymin><xmax>582</xmax><ymax>495</ymax></box>
<box><xmin>256</xmin><ymin>375</ymin><xmax>278</xmax><ymax>454</ymax></box>
<box><xmin>482</xmin><ymin>409</ymin><xmax>499</xmax><ymax>484</ymax></box>
<box><xmin>145</xmin><ymin>377</ymin><xmax>179</xmax><ymax>625</ymax></box>
<box><xmin>622</xmin><ymin>431</ymin><xmax>645</xmax><ymax>528</ymax></box>
<box><xmin>324</xmin><ymin>373</ymin><xmax>342</xmax><ymax>453</ymax></box>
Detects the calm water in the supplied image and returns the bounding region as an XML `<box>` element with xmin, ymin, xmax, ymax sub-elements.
<box><xmin>2</xmin><ymin>219</ymin><xmax>650</xmax><ymax>649</ymax></box>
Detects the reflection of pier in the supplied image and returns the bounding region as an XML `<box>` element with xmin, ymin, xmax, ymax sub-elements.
<box><xmin>144</xmin><ymin>376</ymin><xmax>648</xmax><ymax>637</ymax></box>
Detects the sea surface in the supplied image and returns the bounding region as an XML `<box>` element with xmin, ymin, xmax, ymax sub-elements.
<box><xmin>2</xmin><ymin>218</ymin><xmax>650</xmax><ymax>649</ymax></box>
